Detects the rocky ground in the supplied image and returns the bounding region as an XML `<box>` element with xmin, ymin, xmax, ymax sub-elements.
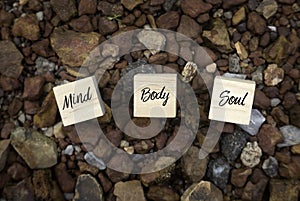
<box><xmin>0</xmin><ymin>0</ymin><xmax>300</xmax><ymax>200</ymax></box>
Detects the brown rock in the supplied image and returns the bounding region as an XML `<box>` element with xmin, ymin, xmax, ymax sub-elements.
<box><xmin>147</xmin><ymin>185</ymin><xmax>179</xmax><ymax>201</ymax></box>
<box><xmin>181</xmin><ymin>0</ymin><xmax>212</xmax><ymax>18</ymax></box>
<box><xmin>8</xmin><ymin>98</ymin><xmax>23</xmax><ymax>117</ymax></box>
<box><xmin>254</xmin><ymin>89</ymin><xmax>271</xmax><ymax>109</ymax></box>
<box><xmin>7</xmin><ymin>162</ymin><xmax>30</xmax><ymax>181</ymax></box>
<box><xmin>0</xmin><ymin>76</ymin><xmax>20</xmax><ymax>91</ymax></box>
<box><xmin>257</xmin><ymin>124</ymin><xmax>284</xmax><ymax>155</ymax></box>
<box><xmin>98</xmin><ymin>173</ymin><xmax>112</xmax><ymax>193</ymax></box>
<box><xmin>269</xmin><ymin>179</ymin><xmax>300</xmax><ymax>201</ymax></box>
<box><xmin>290</xmin><ymin>105</ymin><xmax>300</xmax><ymax>128</ymax></box>
<box><xmin>114</xmin><ymin>180</ymin><xmax>146</xmax><ymax>201</ymax></box>
<box><xmin>105</xmin><ymin>129</ymin><xmax>123</xmax><ymax>147</ymax></box>
<box><xmin>50</xmin><ymin>27</ymin><xmax>101</xmax><ymax>67</ymax></box>
<box><xmin>242</xmin><ymin>179</ymin><xmax>268</xmax><ymax>201</ymax></box>
<box><xmin>277</xmin><ymin>0</ymin><xmax>295</xmax><ymax>4</ymax></box>
<box><xmin>279</xmin><ymin>156</ymin><xmax>300</xmax><ymax>179</ymax></box>
<box><xmin>78</xmin><ymin>0</ymin><xmax>97</xmax><ymax>15</ymax></box>
<box><xmin>177</xmin><ymin>15</ymin><xmax>201</xmax><ymax>39</ymax></box>
<box><xmin>0</xmin><ymin>139</ymin><xmax>10</xmax><ymax>172</ymax></box>
<box><xmin>149</xmin><ymin>53</ymin><xmax>168</xmax><ymax>64</ymax></box>
<box><xmin>98</xmin><ymin>17</ymin><xmax>118</xmax><ymax>35</ymax></box>
<box><xmin>271</xmin><ymin>107</ymin><xmax>289</xmax><ymax>125</ymax></box>
<box><xmin>69</xmin><ymin>15</ymin><xmax>94</xmax><ymax>33</ymax></box>
<box><xmin>223</xmin><ymin>0</ymin><xmax>247</xmax><ymax>9</ymax></box>
<box><xmin>231</xmin><ymin>168</ymin><xmax>252</xmax><ymax>187</ymax></box>
<box><xmin>0</xmin><ymin>9</ymin><xmax>14</xmax><ymax>27</ymax></box>
<box><xmin>1</xmin><ymin>122</ymin><xmax>15</xmax><ymax>139</ymax></box>
<box><xmin>247</xmin><ymin>12</ymin><xmax>266</xmax><ymax>35</ymax></box>
<box><xmin>121</xmin><ymin>14</ymin><xmax>135</xmax><ymax>25</ymax></box>
<box><xmin>54</xmin><ymin>163</ymin><xmax>76</xmax><ymax>193</ymax></box>
<box><xmin>50</xmin><ymin>0</ymin><xmax>76</xmax><ymax>22</ymax></box>
<box><xmin>156</xmin><ymin>11</ymin><xmax>180</xmax><ymax>29</ymax></box>
<box><xmin>264</xmin><ymin>64</ymin><xmax>284</xmax><ymax>86</ymax></box>
<box><xmin>33</xmin><ymin>91</ymin><xmax>57</xmax><ymax>128</ymax></box>
<box><xmin>282</xmin><ymin>92</ymin><xmax>297</xmax><ymax>109</ymax></box>
<box><xmin>97</xmin><ymin>1</ymin><xmax>123</xmax><ymax>16</ymax></box>
<box><xmin>12</xmin><ymin>14</ymin><xmax>40</xmax><ymax>41</ymax></box>
<box><xmin>279</xmin><ymin>77</ymin><xmax>294</xmax><ymax>94</ymax></box>
<box><xmin>121</xmin><ymin>0</ymin><xmax>143</xmax><ymax>10</ymax></box>
<box><xmin>32</xmin><ymin>39</ymin><xmax>55</xmax><ymax>57</ymax></box>
<box><xmin>24</xmin><ymin>100</ymin><xmax>40</xmax><ymax>115</ymax></box>
<box><xmin>3</xmin><ymin>178</ymin><xmax>35</xmax><ymax>201</ymax></box>
<box><xmin>23</xmin><ymin>76</ymin><xmax>45</xmax><ymax>100</ymax></box>
<box><xmin>0</xmin><ymin>40</ymin><xmax>23</xmax><ymax>79</ymax></box>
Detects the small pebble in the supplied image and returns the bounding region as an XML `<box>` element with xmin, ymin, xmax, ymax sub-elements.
<box><xmin>63</xmin><ymin>145</ymin><xmax>74</xmax><ymax>156</ymax></box>
<box><xmin>36</xmin><ymin>11</ymin><xmax>44</xmax><ymax>21</ymax></box>
<box><xmin>240</xmin><ymin>142</ymin><xmax>262</xmax><ymax>168</ymax></box>
<box><xmin>206</xmin><ymin>63</ymin><xmax>217</xmax><ymax>73</ymax></box>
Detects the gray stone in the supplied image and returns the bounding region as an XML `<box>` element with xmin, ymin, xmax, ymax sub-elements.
<box><xmin>114</xmin><ymin>180</ymin><xmax>146</xmax><ymax>201</ymax></box>
<box><xmin>137</xmin><ymin>30</ymin><xmax>166</xmax><ymax>55</ymax></box>
<box><xmin>251</xmin><ymin>66</ymin><xmax>264</xmax><ymax>85</ymax></box>
<box><xmin>10</xmin><ymin>127</ymin><xmax>58</xmax><ymax>169</ymax></box>
<box><xmin>240</xmin><ymin>141</ymin><xmax>262</xmax><ymax>168</ymax></box>
<box><xmin>207</xmin><ymin>157</ymin><xmax>231</xmax><ymax>190</ymax></box>
<box><xmin>0</xmin><ymin>139</ymin><xmax>10</xmax><ymax>171</ymax></box>
<box><xmin>271</xmin><ymin>98</ymin><xmax>281</xmax><ymax>107</ymax></box>
<box><xmin>239</xmin><ymin>109</ymin><xmax>266</xmax><ymax>136</ymax></box>
<box><xmin>73</xmin><ymin>174</ymin><xmax>104</xmax><ymax>201</ymax></box>
<box><xmin>277</xmin><ymin>125</ymin><xmax>300</xmax><ymax>147</ymax></box>
<box><xmin>262</xmin><ymin>156</ymin><xmax>278</xmax><ymax>177</ymax></box>
<box><xmin>221</xmin><ymin>128</ymin><xmax>248</xmax><ymax>162</ymax></box>
<box><xmin>228</xmin><ymin>54</ymin><xmax>240</xmax><ymax>73</ymax></box>
<box><xmin>84</xmin><ymin>152</ymin><xmax>106</xmax><ymax>170</ymax></box>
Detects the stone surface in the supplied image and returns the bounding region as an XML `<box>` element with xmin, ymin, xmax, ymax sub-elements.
<box><xmin>0</xmin><ymin>40</ymin><xmax>23</xmax><ymax>79</ymax></box>
<box><xmin>290</xmin><ymin>105</ymin><xmax>300</xmax><ymax>128</ymax></box>
<box><xmin>50</xmin><ymin>27</ymin><xmax>101</xmax><ymax>67</ymax></box>
<box><xmin>177</xmin><ymin>15</ymin><xmax>201</xmax><ymax>39</ymax></box>
<box><xmin>203</xmin><ymin>18</ymin><xmax>232</xmax><ymax>53</ymax></box>
<box><xmin>251</xmin><ymin>66</ymin><xmax>264</xmax><ymax>85</ymax></box>
<box><xmin>232</xmin><ymin>7</ymin><xmax>246</xmax><ymax>25</ymax></box>
<box><xmin>242</xmin><ymin>179</ymin><xmax>268</xmax><ymax>201</ymax></box>
<box><xmin>223</xmin><ymin>0</ymin><xmax>247</xmax><ymax>9</ymax></box>
<box><xmin>247</xmin><ymin>12</ymin><xmax>266</xmax><ymax>35</ymax></box>
<box><xmin>147</xmin><ymin>185</ymin><xmax>179</xmax><ymax>201</ymax></box>
<box><xmin>22</xmin><ymin>76</ymin><xmax>45</xmax><ymax>100</ymax></box>
<box><xmin>73</xmin><ymin>174</ymin><xmax>104</xmax><ymax>201</ymax></box>
<box><xmin>239</xmin><ymin>109</ymin><xmax>266</xmax><ymax>136</ymax></box>
<box><xmin>262</xmin><ymin>156</ymin><xmax>278</xmax><ymax>177</ymax></box>
<box><xmin>231</xmin><ymin>168</ymin><xmax>252</xmax><ymax>187</ymax></box>
<box><xmin>114</xmin><ymin>180</ymin><xmax>146</xmax><ymax>201</ymax></box>
<box><xmin>121</xmin><ymin>0</ymin><xmax>143</xmax><ymax>10</ymax></box>
<box><xmin>0</xmin><ymin>139</ymin><xmax>10</xmax><ymax>172</ymax></box>
<box><xmin>235</xmin><ymin>41</ymin><xmax>248</xmax><ymax>60</ymax></box>
<box><xmin>277</xmin><ymin>125</ymin><xmax>300</xmax><ymax>147</ymax></box>
<box><xmin>181</xmin><ymin>181</ymin><xmax>223</xmax><ymax>201</ymax></box>
<box><xmin>55</xmin><ymin>163</ymin><xmax>76</xmax><ymax>193</ymax></box>
<box><xmin>10</xmin><ymin>127</ymin><xmax>58</xmax><ymax>169</ymax></box>
<box><xmin>181</xmin><ymin>62</ymin><xmax>197</xmax><ymax>83</ymax></box>
<box><xmin>181</xmin><ymin>146</ymin><xmax>208</xmax><ymax>183</ymax></box>
<box><xmin>156</xmin><ymin>11</ymin><xmax>180</xmax><ymax>29</ymax></box>
<box><xmin>69</xmin><ymin>15</ymin><xmax>94</xmax><ymax>33</ymax></box>
<box><xmin>181</xmin><ymin>0</ymin><xmax>212</xmax><ymax>18</ymax></box>
<box><xmin>254</xmin><ymin>89</ymin><xmax>271</xmax><ymax>109</ymax></box>
<box><xmin>256</xmin><ymin>0</ymin><xmax>278</xmax><ymax>19</ymax></box>
<box><xmin>78</xmin><ymin>0</ymin><xmax>97</xmax><ymax>15</ymax></box>
<box><xmin>264</xmin><ymin>64</ymin><xmax>284</xmax><ymax>86</ymax></box>
<box><xmin>228</xmin><ymin>54</ymin><xmax>240</xmax><ymax>73</ymax></box>
<box><xmin>269</xmin><ymin>179</ymin><xmax>300</xmax><ymax>201</ymax></box>
<box><xmin>240</xmin><ymin>142</ymin><xmax>262</xmax><ymax>168</ymax></box>
<box><xmin>207</xmin><ymin>157</ymin><xmax>230</xmax><ymax>190</ymax></box>
<box><xmin>50</xmin><ymin>0</ymin><xmax>76</xmax><ymax>21</ymax></box>
<box><xmin>12</xmin><ymin>14</ymin><xmax>40</xmax><ymax>40</ymax></box>
<box><xmin>7</xmin><ymin>162</ymin><xmax>30</xmax><ymax>180</ymax></box>
<box><xmin>258</xmin><ymin>124</ymin><xmax>284</xmax><ymax>155</ymax></box>
<box><xmin>137</xmin><ymin>29</ymin><xmax>166</xmax><ymax>55</ymax></box>
<box><xmin>98</xmin><ymin>17</ymin><xmax>118</xmax><ymax>35</ymax></box>
<box><xmin>84</xmin><ymin>152</ymin><xmax>106</xmax><ymax>170</ymax></box>
<box><xmin>221</xmin><ymin>128</ymin><xmax>248</xmax><ymax>162</ymax></box>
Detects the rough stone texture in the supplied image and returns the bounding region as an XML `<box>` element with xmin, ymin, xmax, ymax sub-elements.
<box><xmin>73</xmin><ymin>174</ymin><xmax>104</xmax><ymax>201</ymax></box>
<box><xmin>262</xmin><ymin>156</ymin><xmax>278</xmax><ymax>177</ymax></box>
<box><xmin>207</xmin><ymin>157</ymin><xmax>230</xmax><ymax>190</ymax></box>
<box><xmin>147</xmin><ymin>185</ymin><xmax>179</xmax><ymax>201</ymax></box>
<box><xmin>114</xmin><ymin>180</ymin><xmax>146</xmax><ymax>201</ymax></box>
<box><xmin>121</xmin><ymin>0</ymin><xmax>143</xmax><ymax>10</ymax></box>
<box><xmin>12</xmin><ymin>14</ymin><xmax>40</xmax><ymax>40</ymax></box>
<box><xmin>240</xmin><ymin>142</ymin><xmax>262</xmax><ymax>168</ymax></box>
<box><xmin>264</xmin><ymin>64</ymin><xmax>284</xmax><ymax>86</ymax></box>
<box><xmin>22</xmin><ymin>76</ymin><xmax>45</xmax><ymax>100</ymax></box>
<box><xmin>54</xmin><ymin>163</ymin><xmax>76</xmax><ymax>193</ymax></box>
<box><xmin>254</xmin><ymin>89</ymin><xmax>271</xmax><ymax>109</ymax></box>
<box><xmin>247</xmin><ymin>12</ymin><xmax>266</xmax><ymax>35</ymax></box>
<box><xmin>0</xmin><ymin>139</ymin><xmax>10</xmax><ymax>172</ymax></box>
<box><xmin>181</xmin><ymin>146</ymin><xmax>208</xmax><ymax>182</ymax></box>
<box><xmin>203</xmin><ymin>18</ymin><xmax>232</xmax><ymax>53</ymax></box>
<box><xmin>269</xmin><ymin>179</ymin><xmax>300</xmax><ymax>201</ymax></box>
<box><xmin>156</xmin><ymin>11</ymin><xmax>180</xmax><ymax>29</ymax></box>
<box><xmin>181</xmin><ymin>181</ymin><xmax>223</xmax><ymax>201</ymax></box>
<box><xmin>50</xmin><ymin>0</ymin><xmax>76</xmax><ymax>22</ymax></box>
<box><xmin>0</xmin><ymin>40</ymin><xmax>23</xmax><ymax>79</ymax></box>
<box><xmin>181</xmin><ymin>0</ymin><xmax>212</xmax><ymax>18</ymax></box>
<box><xmin>231</xmin><ymin>168</ymin><xmax>252</xmax><ymax>187</ymax></box>
<box><xmin>290</xmin><ymin>105</ymin><xmax>300</xmax><ymax>128</ymax></box>
<box><xmin>232</xmin><ymin>7</ymin><xmax>246</xmax><ymax>25</ymax></box>
<box><xmin>256</xmin><ymin>0</ymin><xmax>278</xmax><ymax>19</ymax></box>
<box><xmin>177</xmin><ymin>15</ymin><xmax>202</xmax><ymax>39</ymax></box>
<box><xmin>223</xmin><ymin>0</ymin><xmax>247</xmax><ymax>9</ymax></box>
<box><xmin>78</xmin><ymin>0</ymin><xmax>97</xmax><ymax>16</ymax></box>
<box><xmin>50</xmin><ymin>27</ymin><xmax>101</xmax><ymax>67</ymax></box>
<box><xmin>10</xmin><ymin>127</ymin><xmax>58</xmax><ymax>169</ymax></box>
<box><xmin>69</xmin><ymin>15</ymin><xmax>94</xmax><ymax>33</ymax></box>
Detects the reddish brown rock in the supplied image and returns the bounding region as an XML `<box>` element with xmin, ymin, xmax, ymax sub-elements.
<box><xmin>279</xmin><ymin>156</ymin><xmax>300</xmax><ymax>179</ymax></box>
<box><xmin>78</xmin><ymin>0</ymin><xmax>97</xmax><ymax>16</ymax></box>
<box><xmin>257</xmin><ymin>124</ymin><xmax>284</xmax><ymax>155</ymax></box>
<box><xmin>50</xmin><ymin>0</ymin><xmax>76</xmax><ymax>22</ymax></box>
<box><xmin>156</xmin><ymin>11</ymin><xmax>180</xmax><ymax>29</ymax></box>
<box><xmin>32</xmin><ymin>39</ymin><xmax>55</xmax><ymax>58</ymax></box>
<box><xmin>181</xmin><ymin>0</ymin><xmax>212</xmax><ymax>18</ymax></box>
<box><xmin>12</xmin><ymin>14</ymin><xmax>40</xmax><ymax>41</ymax></box>
<box><xmin>22</xmin><ymin>76</ymin><xmax>45</xmax><ymax>100</ymax></box>
<box><xmin>247</xmin><ymin>12</ymin><xmax>267</xmax><ymax>35</ymax></box>
<box><xmin>264</xmin><ymin>64</ymin><xmax>284</xmax><ymax>86</ymax></box>
<box><xmin>97</xmin><ymin>1</ymin><xmax>123</xmax><ymax>16</ymax></box>
<box><xmin>147</xmin><ymin>185</ymin><xmax>179</xmax><ymax>201</ymax></box>
<box><xmin>98</xmin><ymin>173</ymin><xmax>113</xmax><ymax>193</ymax></box>
<box><xmin>271</xmin><ymin>107</ymin><xmax>289</xmax><ymax>125</ymax></box>
<box><xmin>24</xmin><ymin>101</ymin><xmax>40</xmax><ymax>115</ymax></box>
<box><xmin>98</xmin><ymin>17</ymin><xmax>118</xmax><ymax>35</ymax></box>
<box><xmin>54</xmin><ymin>163</ymin><xmax>76</xmax><ymax>193</ymax></box>
<box><xmin>69</xmin><ymin>15</ymin><xmax>94</xmax><ymax>33</ymax></box>
<box><xmin>0</xmin><ymin>139</ymin><xmax>10</xmax><ymax>172</ymax></box>
<box><xmin>254</xmin><ymin>89</ymin><xmax>271</xmax><ymax>109</ymax></box>
<box><xmin>223</xmin><ymin>0</ymin><xmax>247</xmax><ymax>9</ymax></box>
<box><xmin>242</xmin><ymin>179</ymin><xmax>268</xmax><ymax>201</ymax></box>
<box><xmin>0</xmin><ymin>76</ymin><xmax>20</xmax><ymax>91</ymax></box>
<box><xmin>277</xmin><ymin>0</ymin><xmax>295</xmax><ymax>4</ymax></box>
<box><xmin>231</xmin><ymin>168</ymin><xmax>252</xmax><ymax>188</ymax></box>
<box><xmin>0</xmin><ymin>9</ymin><xmax>14</xmax><ymax>27</ymax></box>
<box><xmin>105</xmin><ymin>129</ymin><xmax>123</xmax><ymax>147</ymax></box>
<box><xmin>177</xmin><ymin>15</ymin><xmax>202</xmax><ymax>39</ymax></box>
<box><xmin>282</xmin><ymin>92</ymin><xmax>297</xmax><ymax>109</ymax></box>
<box><xmin>7</xmin><ymin>162</ymin><xmax>30</xmax><ymax>181</ymax></box>
<box><xmin>8</xmin><ymin>98</ymin><xmax>23</xmax><ymax>117</ymax></box>
<box><xmin>1</xmin><ymin>122</ymin><xmax>15</xmax><ymax>139</ymax></box>
<box><xmin>149</xmin><ymin>53</ymin><xmax>168</xmax><ymax>64</ymax></box>
<box><xmin>269</xmin><ymin>179</ymin><xmax>300</xmax><ymax>201</ymax></box>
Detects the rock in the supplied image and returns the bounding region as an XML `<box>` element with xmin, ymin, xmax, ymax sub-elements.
<box><xmin>242</xmin><ymin>179</ymin><xmax>268</xmax><ymax>201</ymax></box>
<box><xmin>207</xmin><ymin>157</ymin><xmax>230</xmax><ymax>190</ymax></box>
<box><xmin>203</xmin><ymin>18</ymin><xmax>232</xmax><ymax>53</ymax></box>
<box><xmin>239</xmin><ymin>109</ymin><xmax>266</xmax><ymax>136</ymax></box>
<box><xmin>140</xmin><ymin>164</ymin><xmax>175</xmax><ymax>186</ymax></box>
<box><xmin>264</xmin><ymin>64</ymin><xmax>284</xmax><ymax>86</ymax></box>
<box><xmin>33</xmin><ymin>91</ymin><xmax>57</xmax><ymax>128</ymax></box>
<box><xmin>181</xmin><ymin>146</ymin><xmax>208</xmax><ymax>183</ymax></box>
<box><xmin>63</xmin><ymin>145</ymin><xmax>74</xmax><ymax>155</ymax></box>
<box><xmin>240</xmin><ymin>142</ymin><xmax>262</xmax><ymax>168</ymax></box>
<box><xmin>206</xmin><ymin>63</ymin><xmax>217</xmax><ymax>73</ymax></box>
<box><xmin>282</xmin><ymin>92</ymin><xmax>297</xmax><ymax>109</ymax></box>
<box><xmin>254</xmin><ymin>89</ymin><xmax>271</xmax><ymax>109</ymax></box>
<box><xmin>277</xmin><ymin>125</ymin><xmax>300</xmax><ymax>147</ymax></box>
<box><xmin>78</xmin><ymin>0</ymin><xmax>97</xmax><ymax>15</ymax></box>
<box><xmin>235</xmin><ymin>41</ymin><xmax>248</xmax><ymax>60</ymax></box>
<box><xmin>221</xmin><ymin>128</ymin><xmax>248</xmax><ymax>162</ymax></box>
<box><xmin>121</xmin><ymin>0</ymin><xmax>143</xmax><ymax>10</ymax></box>
<box><xmin>69</xmin><ymin>15</ymin><xmax>93</xmax><ymax>33</ymax></box>
<box><xmin>84</xmin><ymin>152</ymin><xmax>106</xmax><ymax>170</ymax></box>
<box><xmin>262</xmin><ymin>156</ymin><xmax>278</xmax><ymax>177</ymax></box>
<box><xmin>181</xmin><ymin>0</ymin><xmax>212</xmax><ymax>18</ymax></box>
<box><xmin>10</xmin><ymin>127</ymin><xmax>58</xmax><ymax>169</ymax></box>
<box><xmin>271</xmin><ymin>107</ymin><xmax>289</xmax><ymax>125</ymax></box>
<box><xmin>257</xmin><ymin>124</ymin><xmax>284</xmax><ymax>155</ymax></box>
<box><xmin>177</xmin><ymin>15</ymin><xmax>202</xmax><ymax>39</ymax></box>
<box><xmin>114</xmin><ymin>180</ymin><xmax>146</xmax><ymax>201</ymax></box>
<box><xmin>98</xmin><ymin>17</ymin><xmax>118</xmax><ymax>35</ymax></box>
<box><xmin>22</xmin><ymin>76</ymin><xmax>45</xmax><ymax>100</ymax></box>
<box><xmin>251</xmin><ymin>66</ymin><xmax>264</xmax><ymax>85</ymax></box>
<box><xmin>256</xmin><ymin>0</ymin><xmax>278</xmax><ymax>19</ymax></box>
<box><xmin>8</xmin><ymin>98</ymin><xmax>23</xmax><ymax>117</ymax></box>
<box><xmin>0</xmin><ymin>40</ymin><xmax>23</xmax><ymax>79</ymax></box>
<box><xmin>12</xmin><ymin>14</ymin><xmax>40</xmax><ymax>40</ymax></box>
<box><xmin>101</xmin><ymin>43</ymin><xmax>119</xmax><ymax>58</ymax></box>
<box><xmin>223</xmin><ymin>0</ymin><xmax>247</xmax><ymax>9</ymax></box>
<box><xmin>213</xmin><ymin>9</ymin><xmax>223</xmax><ymax>18</ymax></box>
<box><xmin>247</xmin><ymin>12</ymin><xmax>267</xmax><ymax>35</ymax></box>
<box><xmin>181</xmin><ymin>62</ymin><xmax>197</xmax><ymax>83</ymax></box>
<box><xmin>231</xmin><ymin>168</ymin><xmax>252</xmax><ymax>187</ymax></box>
<box><xmin>232</xmin><ymin>7</ymin><xmax>246</xmax><ymax>25</ymax></box>
<box><xmin>137</xmin><ymin>29</ymin><xmax>166</xmax><ymax>55</ymax></box>
<box><xmin>0</xmin><ymin>9</ymin><xmax>14</xmax><ymax>27</ymax></box>
<box><xmin>2</xmin><ymin>179</ymin><xmax>35</xmax><ymax>201</ymax></box>
<box><xmin>0</xmin><ymin>76</ymin><xmax>20</xmax><ymax>91</ymax></box>
<box><xmin>50</xmin><ymin>0</ymin><xmax>76</xmax><ymax>21</ymax></box>
<box><xmin>97</xmin><ymin>103</ymin><xmax>111</xmax><ymax>124</ymax></box>
<box><xmin>73</xmin><ymin>174</ymin><xmax>104</xmax><ymax>201</ymax></box>
<box><xmin>290</xmin><ymin>105</ymin><xmax>300</xmax><ymax>128</ymax></box>
<box><xmin>149</xmin><ymin>52</ymin><xmax>168</xmax><ymax>64</ymax></box>
<box><xmin>97</xmin><ymin>1</ymin><xmax>123</xmax><ymax>16</ymax></box>
<box><xmin>7</xmin><ymin>162</ymin><xmax>30</xmax><ymax>180</ymax></box>
<box><xmin>279</xmin><ymin>156</ymin><xmax>300</xmax><ymax>179</ymax></box>
<box><xmin>228</xmin><ymin>54</ymin><xmax>240</xmax><ymax>73</ymax></box>
<box><xmin>156</xmin><ymin>11</ymin><xmax>180</xmax><ymax>29</ymax></box>
<box><xmin>0</xmin><ymin>139</ymin><xmax>10</xmax><ymax>172</ymax></box>
<box><xmin>269</xmin><ymin>179</ymin><xmax>300</xmax><ymax>201</ymax></box>
<box><xmin>55</xmin><ymin>163</ymin><xmax>76</xmax><ymax>193</ymax></box>
<box><xmin>147</xmin><ymin>185</ymin><xmax>179</xmax><ymax>201</ymax></box>
<box><xmin>181</xmin><ymin>181</ymin><xmax>223</xmax><ymax>201</ymax></box>
<box><xmin>50</xmin><ymin>27</ymin><xmax>101</xmax><ymax>67</ymax></box>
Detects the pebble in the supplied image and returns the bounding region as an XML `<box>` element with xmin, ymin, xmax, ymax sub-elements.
<box><xmin>251</xmin><ymin>66</ymin><xmax>264</xmax><ymax>85</ymax></box>
<box><xmin>262</xmin><ymin>156</ymin><xmax>278</xmax><ymax>177</ymax></box>
<box><xmin>137</xmin><ymin>29</ymin><xmax>166</xmax><ymax>55</ymax></box>
<box><xmin>264</xmin><ymin>64</ymin><xmax>284</xmax><ymax>86</ymax></box>
<box><xmin>36</xmin><ymin>11</ymin><xmax>43</xmax><ymax>21</ymax></box>
<box><xmin>147</xmin><ymin>186</ymin><xmax>179</xmax><ymax>201</ymax></box>
<box><xmin>101</xmin><ymin>43</ymin><xmax>119</xmax><ymax>58</ymax></box>
<box><xmin>114</xmin><ymin>180</ymin><xmax>146</xmax><ymax>201</ymax></box>
<box><xmin>224</xmin><ymin>11</ymin><xmax>233</xmax><ymax>19</ymax></box>
<box><xmin>247</xmin><ymin>12</ymin><xmax>267</xmax><ymax>35</ymax></box>
<box><xmin>231</xmin><ymin>168</ymin><xmax>252</xmax><ymax>187</ymax></box>
<box><xmin>181</xmin><ymin>61</ymin><xmax>197</xmax><ymax>83</ymax></box>
<box><xmin>35</xmin><ymin>57</ymin><xmax>55</xmax><ymax>74</ymax></box>
<box><xmin>22</xmin><ymin>76</ymin><xmax>45</xmax><ymax>100</ymax></box>
<box><xmin>258</xmin><ymin>124</ymin><xmax>284</xmax><ymax>155</ymax></box>
<box><xmin>239</xmin><ymin>109</ymin><xmax>266</xmax><ymax>136</ymax></box>
<box><xmin>232</xmin><ymin>7</ymin><xmax>246</xmax><ymax>25</ymax></box>
<box><xmin>270</xmin><ymin>98</ymin><xmax>281</xmax><ymax>107</ymax></box>
<box><xmin>207</xmin><ymin>157</ymin><xmax>231</xmax><ymax>189</ymax></box>
<box><xmin>43</xmin><ymin>126</ymin><xmax>53</xmax><ymax>137</ymax></box>
<box><xmin>0</xmin><ymin>139</ymin><xmax>10</xmax><ymax>172</ymax></box>
<box><xmin>84</xmin><ymin>152</ymin><xmax>106</xmax><ymax>170</ymax></box>
<box><xmin>181</xmin><ymin>0</ymin><xmax>212</xmax><ymax>18</ymax></box>
<box><xmin>156</xmin><ymin>11</ymin><xmax>180</xmax><ymax>29</ymax></box>
<box><xmin>78</xmin><ymin>0</ymin><xmax>97</xmax><ymax>15</ymax></box>
<box><xmin>277</xmin><ymin>125</ymin><xmax>300</xmax><ymax>147</ymax></box>
<box><xmin>12</xmin><ymin>14</ymin><xmax>40</xmax><ymax>40</ymax></box>
<box><xmin>240</xmin><ymin>141</ymin><xmax>262</xmax><ymax>168</ymax></box>
<box><xmin>63</xmin><ymin>145</ymin><xmax>74</xmax><ymax>156</ymax></box>
<box><xmin>53</xmin><ymin>122</ymin><xmax>65</xmax><ymax>139</ymax></box>
<box><xmin>206</xmin><ymin>62</ymin><xmax>217</xmax><ymax>73</ymax></box>
<box><xmin>228</xmin><ymin>54</ymin><xmax>240</xmax><ymax>73</ymax></box>
<box><xmin>121</xmin><ymin>0</ymin><xmax>143</xmax><ymax>11</ymax></box>
<box><xmin>50</xmin><ymin>0</ymin><xmax>76</xmax><ymax>22</ymax></box>
<box><xmin>10</xmin><ymin>127</ymin><xmax>58</xmax><ymax>169</ymax></box>
<box><xmin>269</xmin><ymin>179</ymin><xmax>300</xmax><ymax>201</ymax></box>
<box><xmin>223</xmin><ymin>72</ymin><xmax>246</xmax><ymax>79</ymax></box>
